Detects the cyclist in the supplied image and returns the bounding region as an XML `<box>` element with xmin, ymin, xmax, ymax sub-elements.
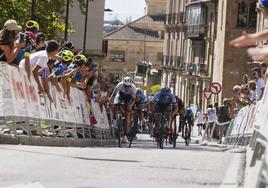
<box><xmin>151</xmin><ymin>87</ymin><xmax>178</xmax><ymax>139</ymax></box>
<box><xmin>110</xmin><ymin>77</ymin><xmax>137</xmax><ymax>143</ymax></box>
<box><xmin>180</xmin><ymin>107</ymin><xmax>194</xmax><ymax>140</ymax></box>
<box><xmin>134</xmin><ymin>88</ymin><xmax>147</xmax><ymax>132</ymax></box>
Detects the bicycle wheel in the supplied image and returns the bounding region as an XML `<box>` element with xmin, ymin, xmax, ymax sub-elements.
<box><xmin>173</xmin><ymin>124</ymin><xmax>177</xmax><ymax>148</ymax></box>
<box><xmin>184</xmin><ymin>124</ymin><xmax>190</xmax><ymax>146</ymax></box>
<box><xmin>159</xmin><ymin>121</ymin><xmax>165</xmax><ymax>149</ymax></box>
<box><xmin>129</xmin><ymin>111</ymin><xmax>139</xmax><ymax>148</ymax></box>
<box><xmin>117</xmin><ymin>114</ymin><xmax>123</xmax><ymax>148</ymax></box>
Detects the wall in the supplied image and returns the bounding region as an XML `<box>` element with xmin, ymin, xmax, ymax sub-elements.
<box><xmin>146</xmin><ymin>0</ymin><xmax>167</xmax><ymax>15</ymax></box>
<box><xmin>102</xmin><ymin>40</ymin><xmax>163</xmax><ymax>76</ymax></box>
<box><xmin>67</xmin><ymin>0</ymin><xmax>105</xmax><ymax>55</ymax></box>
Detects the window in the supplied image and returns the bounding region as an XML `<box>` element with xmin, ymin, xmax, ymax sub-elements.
<box><xmin>109</xmin><ymin>50</ymin><xmax>125</xmax><ymax>62</ymax></box>
<box><xmin>157</xmin><ymin>52</ymin><xmax>163</xmax><ymax>61</ymax></box>
<box><xmin>237</xmin><ymin>0</ymin><xmax>257</xmax><ymax>27</ymax></box>
<box><xmin>192</xmin><ymin>40</ymin><xmax>205</xmax><ymax>65</ymax></box>
<box><xmin>237</xmin><ymin>1</ymin><xmax>248</xmax><ymax>27</ymax></box>
<box><xmin>186</xmin><ymin>3</ymin><xmax>207</xmax><ymax>38</ymax></box>
<box><xmin>248</xmin><ymin>2</ymin><xmax>257</xmax><ymax>27</ymax></box>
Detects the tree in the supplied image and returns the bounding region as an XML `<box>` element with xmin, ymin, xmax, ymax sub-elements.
<box><xmin>150</xmin><ymin>84</ymin><xmax>161</xmax><ymax>95</ymax></box>
<box><xmin>0</xmin><ymin>0</ymin><xmax>86</xmax><ymax>39</ymax></box>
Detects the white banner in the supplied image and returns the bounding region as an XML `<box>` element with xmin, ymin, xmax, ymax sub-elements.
<box><xmin>0</xmin><ymin>62</ymin><xmax>110</xmax><ymax>130</ymax></box>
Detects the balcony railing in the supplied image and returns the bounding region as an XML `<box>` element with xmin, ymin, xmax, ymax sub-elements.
<box><xmin>183</xmin><ymin>63</ymin><xmax>208</xmax><ymax>76</ymax></box>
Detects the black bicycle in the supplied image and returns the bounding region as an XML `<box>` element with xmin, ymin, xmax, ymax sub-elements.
<box><xmin>154</xmin><ymin>112</ymin><xmax>169</xmax><ymax>149</ymax></box>
<box><xmin>182</xmin><ymin>120</ymin><xmax>191</xmax><ymax>146</ymax></box>
<box><xmin>172</xmin><ymin>117</ymin><xmax>178</xmax><ymax>148</ymax></box>
<box><xmin>128</xmin><ymin>108</ymin><xmax>139</xmax><ymax>148</ymax></box>
<box><xmin>116</xmin><ymin>112</ymin><xmax>124</xmax><ymax>148</ymax></box>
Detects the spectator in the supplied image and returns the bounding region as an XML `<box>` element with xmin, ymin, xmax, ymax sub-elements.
<box><xmin>252</xmin><ymin>67</ymin><xmax>265</xmax><ymax>100</ymax></box>
<box><xmin>231</xmin><ymin>85</ymin><xmax>247</xmax><ymax>109</ymax></box>
<box><xmin>206</xmin><ymin>104</ymin><xmax>218</xmax><ymax>138</ymax></box>
<box><xmin>260</xmin><ymin>62</ymin><xmax>268</xmax><ymax>81</ymax></box>
<box><xmin>241</xmin><ymin>84</ymin><xmax>252</xmax><ymax>105</ymax></box>
<box><xmin>195</xmin><ymin>111</ymin><xmax>205</xmax><ymax>136</ymax></box>
<box><xmin>0</xmin><ymin>20</ymin><xmax>24</xmax><ymax>67</ymax></box>
<box><xmin>248</xmin><ymin>80</ymin><xmax>257</xmax><ymax>102</ymax></box>
<box><xmin>19</xmin><ymin>40</ymin><xmax>59</xmax><ymax>95</ymax></box>
<box><xmin>218</xmin><ymin>99</ymin><xmax>231</xmax><ymax>144</ymax></box>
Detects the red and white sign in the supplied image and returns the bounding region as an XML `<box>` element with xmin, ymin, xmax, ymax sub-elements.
<box><xmin>209</xmin><ymin>82</ymin><xmax>222</xmax><ymax>94</ymax></box>
<box><xmin>203</xmin><ymin>89</ymin><xmax>212</xmax><ymax>100</ymax></box>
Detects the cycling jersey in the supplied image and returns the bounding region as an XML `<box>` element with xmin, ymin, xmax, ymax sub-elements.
<box><xmin>72</xmin><ymin>71</ymin><xmax>83</xmax><ymax>81</ymax></box>
<box><xmin>112</xmin><ymin>81</ymin><xmax>137</xmax><ymax>105</ymax></box>
<box><xmin>136</xmin><ymin>90</ymin><xmax>147</xmax><ymax>104</ymax></box>
<box><xmin>152</xmin><ymin>92</ymin><xmax>176</xmax><ymax>106</ymax></box>
<box><xmin>51</xmin><ymin>63</ymin><xmax>67</xmax><ymax>78</ymax></box>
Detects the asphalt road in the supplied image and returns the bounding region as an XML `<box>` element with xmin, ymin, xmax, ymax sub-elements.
<box><xmin>0</xmin><ymin>135</ymin><xmax>245</xmax><ymax>188</ymax></box>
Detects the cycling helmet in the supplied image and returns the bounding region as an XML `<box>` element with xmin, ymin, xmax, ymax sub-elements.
<box><xmin>160</xmin><ymin>87</ymin><xmax>171</xmax><ymax>95</ymax></box>
<box><xmin>26</xmin><ymin>20</ymin><xmax>39</xmax><ymax>31</ymax></box>
<box><xmin>136</xmin><ymin>88</ymin><xmax>143</xmax><ymax>95</ymax></box>
<box><xmin>186</xmin><ymin>108</ymin><xmax>193</xmax><ymax>114</ymax></box>
<box><xmin>75</xmin><ymin>54</ymin><xmax>88</xmax><ymax>64</ymax></box>
<box><xmin>62</xmin><ymin>41</ymin><xmax>74</xmax><ymax>50</ymax></box>
<box><xmin>123</xmin><ymin>76</ymin><xmax>133</xmax><ymax>86</ymax></box>
<box><xmin>61</xmin><ymin>50</ymin><xmax>74</xmax><ymax>62</ymax></box>
<box><xmin>261</xmin><ymin>0</ymin><xmax>268</xmax><ymax>7</ymax></box>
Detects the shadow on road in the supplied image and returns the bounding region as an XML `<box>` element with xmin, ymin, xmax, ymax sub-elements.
<box><xmin>0</xmin><ymin>147</ymin><xmax>140</xmax><ymax>163</ymax></box>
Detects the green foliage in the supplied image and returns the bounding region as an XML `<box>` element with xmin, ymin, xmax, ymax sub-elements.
<box><xmin>0</xmin><ymin>0</ymin><xmax>86</xmax><ymax>39</ymax></box>
<box><xmin>150</xmin><ymin>84</ymin><xmax>161</xmax><ymax>95</ymax></box>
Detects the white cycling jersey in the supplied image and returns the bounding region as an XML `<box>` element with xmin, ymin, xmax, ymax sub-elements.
<box><xmin>112</xmin><ymin>81</ymin><xmax>137</xmax><ymax>98</ymax></box>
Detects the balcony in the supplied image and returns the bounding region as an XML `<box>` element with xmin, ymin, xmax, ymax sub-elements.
<box><xmin>183</xmin><ymin>63</ymin><xmax>208</xmax><ymax>76</ymax></box>
<box><xmin>186</xmin><ymin>2</ymin><xmax>207</xmax><ymax>39</ymax></box>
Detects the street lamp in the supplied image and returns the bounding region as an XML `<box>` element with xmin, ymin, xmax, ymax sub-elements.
<box><xmin>64</xmin><ymin>0</ymin><xmax>70</xmax><ymax>41</ymax></box>
<box><xmin>31</xmin><ymin>0</ymin><xmax>36</xmax><ymax>20</ymax></box>
<box><xmin>83</xmin><ymin>0</ymin><xmax>94</xmax><ymax>54</ymax></box>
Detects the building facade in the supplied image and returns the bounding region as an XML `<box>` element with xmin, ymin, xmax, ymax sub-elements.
<box><xmin>65</xmin><ymin>0</ymin><xmax>105</xmax><ymax>56</ymax></box>
<box><xmin>102</xmin><ymin>0</ymin><xmax>166</xmax><ymax>86</ymax></box>
<box><xmin>162</xmin><ymin>0</ymin><xmax>257</xmax><ymax>110</ymax></box>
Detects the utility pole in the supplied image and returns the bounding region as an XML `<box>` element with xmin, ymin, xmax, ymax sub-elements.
<box><xmin>64</xmin><ymin>0</ymin><xmax>70</xmax><ymax>41</ymax></box>
<box><xmin>31</xmin><ymin>0</ymin><xmax>36</xmax><ymax>20</ymax></box>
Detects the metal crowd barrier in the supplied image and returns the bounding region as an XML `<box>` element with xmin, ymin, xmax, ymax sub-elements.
<box><xmin>222</xmin><ymin>82</ymin><xmax>268</xmax><ymax>187</ymax></box>
<box><xmin>0</xmin><ymin>61</ymin><xmax>115</xmax><ymax>147</ymax></box>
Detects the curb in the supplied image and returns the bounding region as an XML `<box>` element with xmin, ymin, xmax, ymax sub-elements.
<box><xmin>0</xmin><ymin>134</ymin><xmax>116</xmax><ymax>147</ymax></box>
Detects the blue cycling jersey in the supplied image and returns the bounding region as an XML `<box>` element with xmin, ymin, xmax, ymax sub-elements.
<box><xmin>136</xmin><ymin>90</ymin><xmax>147</xmax><ymax>104</ymax></box>
<box><xmin>72</xmin><ymin>72</ymin><xmax>83</xmax><ymax>81</ymax></box>
<box><xmin>53</xmin><ymin>63</ymin><xmax>67</xmax><ymax>76</ymax></box>
<box><xmin>152</xmin><ymin>91</ymin><xmax>176</xmax><ymax>106</ymax></box>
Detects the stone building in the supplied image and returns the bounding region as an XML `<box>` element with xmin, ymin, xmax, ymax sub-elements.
<box><xmin>64</xmin><ymin>0</ymin><xmax>105</xmax><ymax>56</ymax></box>
<box><xmin>102</xmin><ymin>0</ymin><xmax>166</xmax><ymax>86</ymax></box>
<box><xmin>162</xmin><ymin>0</ymin><xmax>257</xmax><ymax>110</ymax></box>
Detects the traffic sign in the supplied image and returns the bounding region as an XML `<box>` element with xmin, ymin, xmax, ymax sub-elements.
<box><xmin>203</xmin><ymin>89</ymin><xmax>212</xmax><ymax>100</ymax></box>
<box><xmin>209</xmin><ymin>82</ymin><xmax>222</xmax><ymax>94</ymax></box>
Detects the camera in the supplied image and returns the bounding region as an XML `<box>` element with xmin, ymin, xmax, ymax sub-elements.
<box><xmin>19</xmin><ymin>32</ymin><xmax>36</xmax><ymax>49</ymax></box>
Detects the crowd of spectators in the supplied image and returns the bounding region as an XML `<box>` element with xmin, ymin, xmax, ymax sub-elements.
<box><xmin>0</xmin><ymin>19</ymin><xmax>113</xmax><ymax>114</ymax></box>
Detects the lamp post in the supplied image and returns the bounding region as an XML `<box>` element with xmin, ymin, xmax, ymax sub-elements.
<box><xmin>64</xmin><ymin>0</ymin><xmax>70</xmax><ymax>41</ymax></box>
<box><xmin>31</xmin><ymin>0</ymin><xmax>36</xmax><ymax>20</ymax></box>
<box><xmin>83</xmin><ymin>0</ymin><xmax>95</xmax><ymax>54</ymax></box>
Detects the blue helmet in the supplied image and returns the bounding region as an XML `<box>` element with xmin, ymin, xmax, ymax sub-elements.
<box><xmin>261</xmin><ymin>0</ymin><xmax>268</xmax><ymax>7</ymax></box>
<box><xmin>136</xmin><ymin>88</ymin><xmax>143</xmax><ymax>95</ymax></box>
<box><xmin>160</xmin><ymin>87</ymin><xmax>171</xmax><ymax>95</ymax></box>
<box><xmin>186</xmin><ymin>108</ymin><xmax>193</xmax><ymax>114</ymax></box>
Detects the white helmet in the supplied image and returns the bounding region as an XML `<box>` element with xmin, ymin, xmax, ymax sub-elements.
<box><xmin>123</xmin><ymin>76</ymin><xmax>133</xmax><ymax>86</ymax></box>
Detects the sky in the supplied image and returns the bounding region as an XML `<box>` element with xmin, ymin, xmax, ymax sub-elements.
<box><xmin>105</xmin><ymin>0</ymin><xmax>146</xmax><ymax>22</ymax></box>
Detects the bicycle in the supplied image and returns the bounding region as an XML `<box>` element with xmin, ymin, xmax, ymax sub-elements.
<box><xmin>128</xmin><ymin>108</ymin><xmax>139</xmax><ymax>148</ymax></box>
<box><xmin>154</xmin><ymin>112</ymin><xmax>169</xmax><ymax>149</ymax></box>
<box><xmin>182</xmin><ymin>120</ymin><xmax>191</xmax><ymax>146</ymax></box>
<box><xmin>115</xmin><ymin>111</ymin><xmax>124</xmax><ymax>148</ymax></box>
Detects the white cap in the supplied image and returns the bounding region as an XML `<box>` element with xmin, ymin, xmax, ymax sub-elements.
<box><xmin>4</xmin><ymin>20</ymin><xmax>22</xmax><ymax>31</ymax></box>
